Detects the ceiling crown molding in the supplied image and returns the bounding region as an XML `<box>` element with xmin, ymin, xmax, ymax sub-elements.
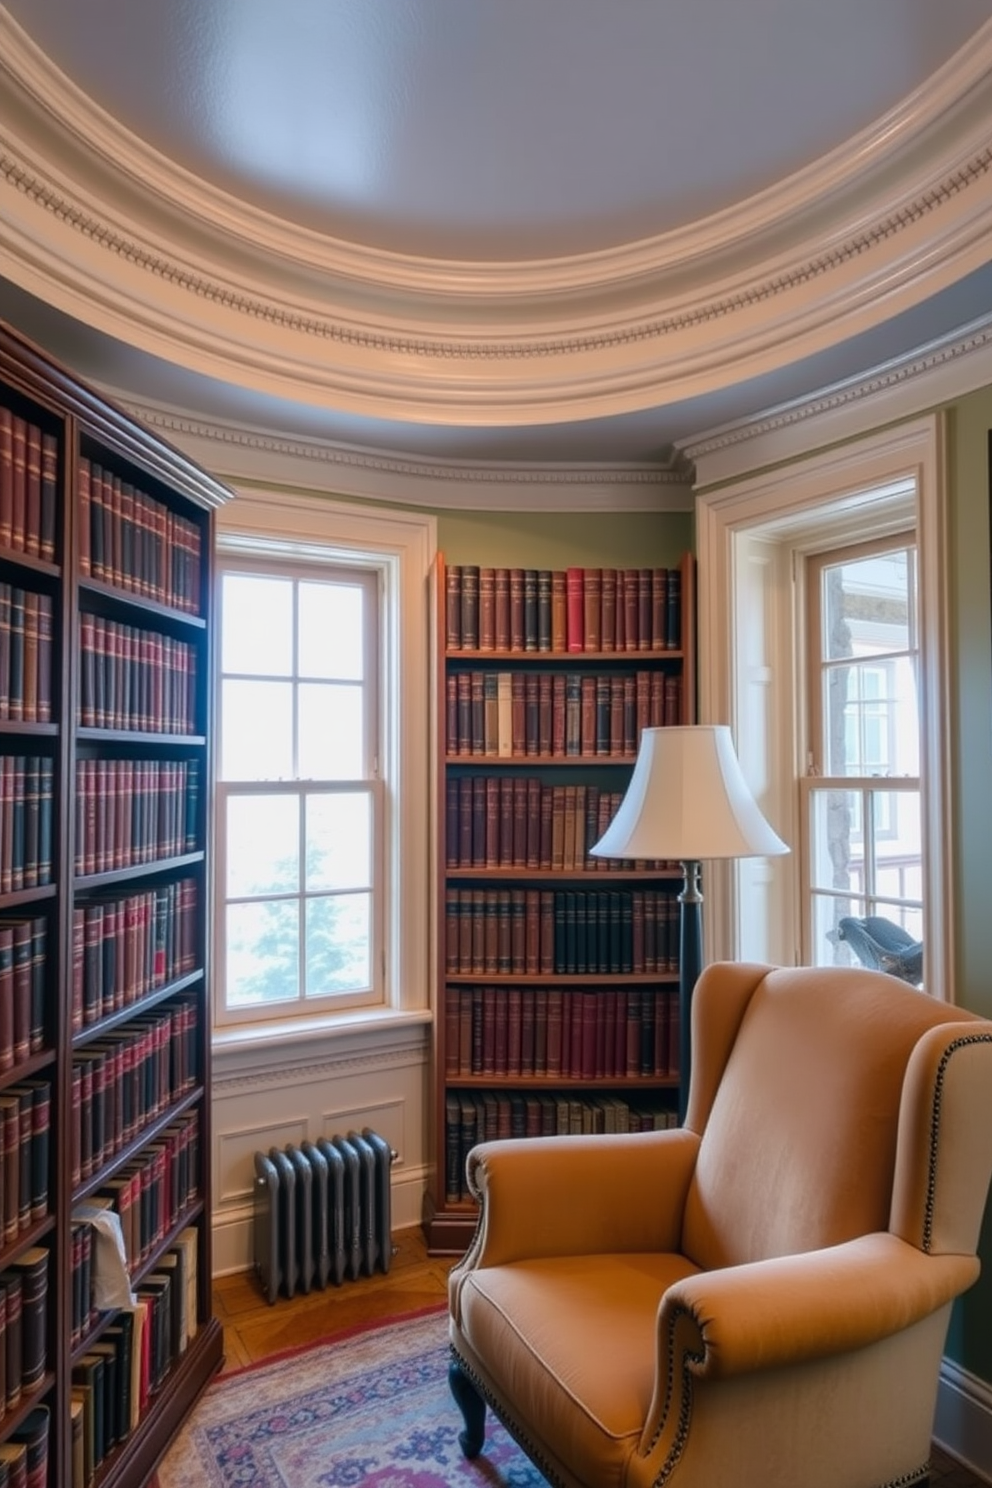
<box><xmin>3</xmin><ymin>10</ymin><xmax>992</xmax><ymax>427</ymax></box>
<box><xmin>111</xmin><ymin>392</ymin><xmax>694</xmax><ymax>512</ymax></box>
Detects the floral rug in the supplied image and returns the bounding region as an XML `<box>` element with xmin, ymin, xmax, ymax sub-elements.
<box><xmin>155</xmin><ymin>1307</ymin><xmax>549</xmax><ymax>1487</ymax></box>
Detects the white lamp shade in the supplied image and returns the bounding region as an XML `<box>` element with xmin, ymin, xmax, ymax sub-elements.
<box><xmin>590</xmin><ymin>725</ymin><xmax>789</xmax><ymax>862</ymax></box>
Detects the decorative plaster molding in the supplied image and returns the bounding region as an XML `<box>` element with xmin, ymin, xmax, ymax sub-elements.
<box><xmin>212</xmin><ymin>1041</ymin><xmax>427</xmax><ymax>1094</ymax></box>
<box><xmin>4</xmin><ymin>9</ymin><xmax>992</xmax><ymax>424</ymax></box>
<box><xmin>109</xmin><ymin>394</ymin><xmax>695</xmax><ymax>511</ymax></box>
<box><xmin>684</xmin><ymin>310</ymin><xmax>992</xmax><ymax>487</ymax></box>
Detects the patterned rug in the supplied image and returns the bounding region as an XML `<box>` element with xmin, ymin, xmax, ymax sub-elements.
<box><xmin>156</xmin><ymin>1307</ymin><xmax>550</xmax><ymax>1487</ymax></box>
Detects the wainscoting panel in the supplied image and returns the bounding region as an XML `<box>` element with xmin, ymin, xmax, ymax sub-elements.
<box><xmin>211</xmin><ymin>1014</ymin><xmax>431</xmax><ymax>1276</ymax></box>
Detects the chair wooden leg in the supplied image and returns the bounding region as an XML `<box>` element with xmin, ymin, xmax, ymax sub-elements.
<box><xmin>449</xmin><ymin>1358</ymin><xmax>487</xmax><ymax>1458</ymax></box>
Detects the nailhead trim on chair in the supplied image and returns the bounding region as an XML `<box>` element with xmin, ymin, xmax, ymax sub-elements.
<box><xmin>923</xmin><ymin>1033</ymin><xmax>992</xmax><ymax>1253</ymax></box>
<box><xmin>646</xmin><ymin>1303</ymin><xmax>703</xmax><ymax>1485</ymax></box>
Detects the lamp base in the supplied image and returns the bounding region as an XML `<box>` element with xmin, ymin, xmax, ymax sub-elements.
<box><xmin>677</xmin><ymin>859</ymin><xmax>703</xmax><ymax>1124</ymax></box>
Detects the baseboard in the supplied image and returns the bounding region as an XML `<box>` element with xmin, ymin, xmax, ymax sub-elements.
<box><xmin>934</xmin><ymin>1359</ymin><xmax>992</xmax><ymax>1483</ymax></box>
<box><xmin>210</xmin><ymin>1164</ymin><xmax>427</xmax><ymax>1277</ymax></box>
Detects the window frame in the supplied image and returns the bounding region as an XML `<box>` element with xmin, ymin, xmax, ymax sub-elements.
<box><xmin>212</xmin><ymin>489</ymin><xmax>435</xmax><ymax>1042</ymax></box>
<box><xmin>215</xmin><ymin>558</ymin><xmax>384</xmax><ymax>1025</ymax></box>
<box><xmin>695</xmin><ymin>414</ymin><xmax>950</xmax><ymax>998</ymax></box>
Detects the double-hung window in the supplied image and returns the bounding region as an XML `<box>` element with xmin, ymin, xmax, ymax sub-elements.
<box><xmin>216</xmin><ymin>559</ymin><xmax>382</xmax><ymax>1022</ymax></box>
<box><xmin>802</xmin><ymin>533</ymin><xmax>924</xmax><ymax>979</ymax></box>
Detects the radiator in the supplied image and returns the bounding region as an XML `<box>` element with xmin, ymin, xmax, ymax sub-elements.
<box><xmin>253</xmin><ymin>1129</ymin><xmax>395</xmax><ymax>1305</ymax></box>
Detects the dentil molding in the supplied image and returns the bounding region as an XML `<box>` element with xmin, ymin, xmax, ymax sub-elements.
<box><xmin>3</xmin><ymin>10</ymin><xmax>992</xmax><ymax>424</ymax></box>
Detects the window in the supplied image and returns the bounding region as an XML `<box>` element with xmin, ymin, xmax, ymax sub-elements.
<box><xmin>217</xmin><ymin>563</ymin><xmax>382</xmax><ymax>1020</ymax></box>
<box><xmin>803</xmin><ymin>535</ymin><xmax>924</xmax><ymax>978</ymax></box>
<box><xmin>212</xmin><ymin>490</ymin><xmax>434</xmax><ymax>1034</ymax></box>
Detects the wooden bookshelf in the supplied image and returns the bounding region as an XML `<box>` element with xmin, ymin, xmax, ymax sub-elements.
<box><xmin>0</xmin><ymin>318</ymin><xmax>229</xmax><ymax>1485</ymax></box>
<box><xmin>424</xmin><ymin>552</ymin><xmax>695</xmax><ymax>1253</ymax></box>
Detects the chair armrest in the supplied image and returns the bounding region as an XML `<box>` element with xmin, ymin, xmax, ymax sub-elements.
<box><xmin>457</xmin><ymin>1129</ymin><xmax>700</xmax><ymax>1270</ymax></box>
<box><xmin>659</xmin><ymin>1232</ymin><xmax>978</xmax><ymax>1383</ymax></box>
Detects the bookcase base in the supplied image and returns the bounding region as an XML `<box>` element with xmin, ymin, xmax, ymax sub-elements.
<box><xmin>95</xmin><ymin>1317</ymin><xmax>223</xmax><ymax>1488</ymax></box>
<box><xmin>423</xmin><ymin>1201</ymin><xmax>478</xmax><ymax>1257</ymax></box>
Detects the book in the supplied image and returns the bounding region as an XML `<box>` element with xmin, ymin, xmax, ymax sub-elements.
<box><xmin>12</xmin><ymin>1404</ymin><xmax>49</xmax><ymax>1488</ymax></box>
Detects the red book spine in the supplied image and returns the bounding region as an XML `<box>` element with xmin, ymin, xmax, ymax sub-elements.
<box><xmin>583</xmin><ymin>568</ymin><xmax>602</xmax><ymax>652</ymax></box>
<box><xmin>509</xmin><ymin>569</ymin><xmax>525</xmax><ymax>652</ymax></box>
<box><xmin>566</xmin><ymin>568</ymin><xmax>584</xmax><ymax>652</ymax></box>
<box><xmin>652</xmin><ymin>568</ymin><xmax>668</xmax><ymax>651</ymax></box>
<box><xmin>551</xmin><ymin>570</ymin><xmax>568</xmax><ymax>653</ymax></box>
<box><xmin>494</xmin><ymin>568</ymin><xmax>510</xmax><ymax>651</ymax></box>
<box><xmin>638</xmin><ymin>569</ymin><xmax>653</xmax><ymax>651</ymax></box>
<box><xmin>623</xmin><ymin>569</ymin><xmax>640</xmax><ymax>651</ymax></box>
<box><xmin>478</xmin><ymin>567</ymin><xmax>495</xmax><ymax>651</ymax></box>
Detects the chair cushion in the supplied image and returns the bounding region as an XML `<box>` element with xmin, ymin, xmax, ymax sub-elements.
<box><xmin>456</xmin><ymin>1251</ymin><xmax>700</xmax><ymax>1486</ymax></box>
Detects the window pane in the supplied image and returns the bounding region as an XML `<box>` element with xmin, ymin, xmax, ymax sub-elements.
<box><xmin>812</xmin><ymin>893</ymin><xmax>864</xmax><ymax>968</ymax></box>
<box><xmin>872</xmin><ymin>789</ymin><xmax>921</xmax><ymax>899</ymax></box>
<box><xmin>226</xmin><ymin>899</ymin><xmax>300</xmax><ymax>1007</ymax></box>
<box><xmin>227</xmin><ymin>794</ymin><xmax>299</xmax><ymax>897</ymax></box>
<box><xmin>222</xmin><ymin>575</ymin><xmax>293</xmax><ymax>676</ymax></box>
<box><xmin>822</xmin><ymin>550</ymin><xmax>911</xmax><ymax>661</ymax></box>
<box><xmin>221</xmin><ymin>679</ymin><xmax>294</xmax><ymax>779</ymax></box>
<box><xmin>825</xmin><ymin>657</ymin><xmax>918</xmax><ymax>777</ymax></box>
<box><xmin>299</xmin><ymin>582</ymin><xmax>365</xmax><ymax>681</ymax></box>
<box><xmin>809</xmin><ymin>788</ymin><xmax>861</xmax><ymax>895</ymax></box>
<box><xmin>298</xmin><ymin>683</ymin><xmax>364</xmax><ymax>778</ymax></box>
<box><xmin>306</xmin><ymin>892</ymin><xmax>371</xmax><ymax>995</ymax></box>
<box><xmin>306</xmin><ymin>792</ymin><xmax>371</xmax><ymax>890</ymax></box>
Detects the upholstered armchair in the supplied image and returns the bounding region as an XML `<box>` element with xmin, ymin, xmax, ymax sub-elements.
<box><xmin>448</xmin><ymin>962</ymin><xmax>992</xmax><ymax>1488</ymax></box>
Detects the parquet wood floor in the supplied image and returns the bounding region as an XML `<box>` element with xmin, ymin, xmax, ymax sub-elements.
<box><xmin>208</xmin><ymin>1225</ymin><xmax>986</xmax><ymax>1486</ymax></box>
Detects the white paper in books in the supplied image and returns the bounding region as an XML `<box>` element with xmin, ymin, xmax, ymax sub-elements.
<box><xmin>73</xmin><ymin>1202</ymin><xmax>136</xmax><ymax>1310</ymax></box>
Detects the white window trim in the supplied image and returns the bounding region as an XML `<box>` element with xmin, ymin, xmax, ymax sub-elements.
<box><xmin>695</xmin><ymin>414</ymin><xmax>952</xmax><ymax>999</ymax></box>
<box><xmin>213</xmin><ymin>488</ymin><xmax>437</xmax><ymax>1049</ymax></box>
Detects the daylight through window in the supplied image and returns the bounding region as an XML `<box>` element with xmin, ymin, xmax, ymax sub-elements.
<box><xmin>216</xmin><ymin>563</ymin><xmax>381</xmax><ymax>1022</ymax></box>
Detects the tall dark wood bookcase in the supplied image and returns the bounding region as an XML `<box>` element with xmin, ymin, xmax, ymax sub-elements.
<box><xmin>0</xmin><ymin>319</ymin><xmax>227</xmax><ymax>1486</ymax></box>
<box><xmin>425</xmin><ymin>551</ymin><xmax>695</xmax><ymax>1254</ymax></box>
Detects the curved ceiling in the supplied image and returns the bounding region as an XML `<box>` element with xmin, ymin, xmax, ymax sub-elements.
<box><xmin>1</xmin><ymin>0</ymin><xmax>992</xmax><ymax>477</ymax></box>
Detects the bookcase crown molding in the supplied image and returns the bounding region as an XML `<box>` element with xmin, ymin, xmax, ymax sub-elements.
<box><xmin>3</xmin><ymin>8</ymin><xmax>992</xmax><ymax>429</ymax></box>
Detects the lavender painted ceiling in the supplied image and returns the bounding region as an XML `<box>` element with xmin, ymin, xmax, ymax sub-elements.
<box><xmin>2</xmin><ymin>0</ymin><xmax>992</xmax><ymax>464</ymax></box>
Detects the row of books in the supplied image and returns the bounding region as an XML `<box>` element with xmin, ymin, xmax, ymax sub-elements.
<box><xmin>446</xmin><ymin>667</ymin><xmax>681</xmax><ymax>759</ymax></box>
<box><xmin>0</xmin><ymin>588</ymin><xmax>53</xmax><ymax>725</ymax></box>
<box><xmin>71</xmin><ymin>999</ymin><xmax>199</xmax><ymax>1186</ymax></box>
<box><xmin>0</xmin><ymin>1081</ymin><xmax>50</xmax><ymax>1246</ymax></box>
<box><xmin>74</xmin><ymin>757</ymin><xmax>199</xmax><ymax>874</ymax></box>
<box><xmin>0</xmin><ymin>1404</ymin><xmax>48</xmax><ymax>1487</ymax></box>
<box><xmin>445</xmin><ymin>564</ymin><xmax>682</xmax><ymax>654</ymax></box>
<box><xmin>79</xmin><ymin>613</ymin><xmax>198</xmax><ymax>734</ymax></box>
<box><xmin>446</xmin><ymin>985</ymin><xmax>679</xmax><ymax>1081</ymax></box>
<box><xmin>76</xmin><ymin>1113</ymin><xmax>199</xmax><ymax>1281</ymax></box>
<box><xmin>445</xmin><ymin>887</ymin><xmax>679</xmax><ymax>977</ymax></box>
<box><xmin>71</xmin><ymin>879</ymin><xmax>199</xmax><ymax>1032</ymax></box>
<box><xmin>0</xmin><ymin>1245</ymin><xmax>47</xmax><ymax>1421</ymax></box>
<box><xmin>0</xmin><ymin>759</ymin><xmax>52</xmax><ymax>892</ymax></box>
<box><xmin>445</xmin><ymin>1091</ymin><xmax>678</xmax><ymax>1203</ymax></box>
<box><xmin>0</xmin><ymin>918</ymin><xmax>46</xmax><ymax>1071</ymax></box>
<box><xmin>78</xmin><ymin>457</ymin><xmax>202</xmax><ymax>615</ymax></box>
<box><xmin>70</xmin><ymin>1228</ymin><xmax>198</xmax><ymax>1486</ymax></box>
<box><xmin>446</xmin><ymin>777</ymin><xmax>672</xmax><ymax>872</ymax></box>
<box><xmin>0</xmin><ymin>407</ymin><xmax>58</xmax><ymax>563</ymax></box>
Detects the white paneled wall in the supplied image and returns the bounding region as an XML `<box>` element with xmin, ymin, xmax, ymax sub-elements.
<box><xmin>210</xmin><ymin>1014</ymin><xmax>432</xmax><ymax>1275</ymax></box>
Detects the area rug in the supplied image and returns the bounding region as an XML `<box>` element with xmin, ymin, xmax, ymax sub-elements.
<box><xmin>156</xmin><ymin>1306</ymin><xmax>550</xmax><ymax>1487</ymax></box>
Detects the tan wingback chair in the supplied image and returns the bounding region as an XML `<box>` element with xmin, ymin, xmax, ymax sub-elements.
<box><xmin>448</xmin><ymin>962</ymin><xmax>992</xmax><ymax>1488</ymax></box>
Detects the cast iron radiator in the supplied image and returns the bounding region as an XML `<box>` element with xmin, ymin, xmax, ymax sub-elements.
<box><xmin>253</xmin><ymin>1129</ymin><xmax>396</xmax><ymax>1305</ymax></box>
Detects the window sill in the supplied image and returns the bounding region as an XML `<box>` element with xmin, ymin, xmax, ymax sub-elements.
<box><xmin>211</xmin><ymin>1005</ymin><xmax>432</xmax><ymax>1079</ymax></box>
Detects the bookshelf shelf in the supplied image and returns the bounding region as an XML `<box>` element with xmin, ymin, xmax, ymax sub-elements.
<box><xmin>425</xmin><ymin>551</ymin><xmax>696</xmax><ymax>1253</ymax></box>
<box><xmin>0</xmin><ymin>317</ymin><xmax>228</xmax><ymax>1485</ymax></box>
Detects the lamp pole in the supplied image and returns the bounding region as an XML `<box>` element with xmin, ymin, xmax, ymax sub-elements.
<box><xmin>677</xmin><ymin>859</ymin><xmax>703</xmax><ymax>1124</ymax></box>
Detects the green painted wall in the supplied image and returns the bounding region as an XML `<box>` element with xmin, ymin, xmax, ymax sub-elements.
<box><xmin>436</xmin><ymin>508</ymin><xmax>693</xmax><ymax>570</ymax></box>
<box><xmin>943</xmin><ymin>391</ymin><xmax>992</xmax><ymax>1378</ymax></box>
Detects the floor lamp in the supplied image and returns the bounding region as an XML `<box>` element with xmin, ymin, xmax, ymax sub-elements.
<box><xmin>590</xmin><ymin>725</ymin><xmax>789</xmax><ymax>1122</ymax></box>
